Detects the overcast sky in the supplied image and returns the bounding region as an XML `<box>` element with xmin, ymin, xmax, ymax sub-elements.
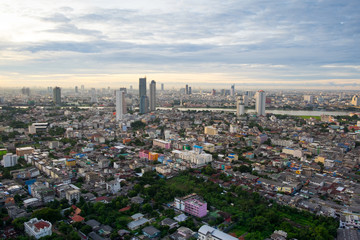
<box><xmin>0</xmin><ymin>0</ymin><xmax>359</xmax><ymax>89</ymax></box>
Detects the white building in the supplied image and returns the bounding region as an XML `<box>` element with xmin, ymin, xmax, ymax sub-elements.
<box><xmin>255</xmin><ymin>90</ymin><xmax>266</xmax><ymax>116</ymax></box>
<box><xmin>236</xmin><ymin>97</ymin><xmax>245</xmax><ymax>116</ymax></box>
<box><xmin>198</xmin><ymin>225</ymin><xmax>238</xmax><ymax>240</ymax></box>
<box><xmin>106</xmin><ymin>180</ymin><xmax>121</xmax><ymax>194</ymax></box>
<box><xmin>65</xmin><ymin>189</ymin><xmax>80</xmax><ymax>204</ymax></box>
<box><xmin>24</xmin><ymin>218</ymin><xmax>52</xmax><ymax>239</ymax></box>
<box><xmin>2</xmin><ymin>153</ymin><xmax>18</xmax><ymax>167</ymax></box>
<box><xmin>303</xmin><ymin>95</ymin><xmax>314</xmax><ymax>103</ymax></box>
<box><xmin>351</xmin><ymin>95</ymin><xmax>360</xmax><ymax>106</ymax></box>
<box><xmin>116</xmin><ymin>90</ymin><xmax>126</xmax><ymax>121</ymax></box>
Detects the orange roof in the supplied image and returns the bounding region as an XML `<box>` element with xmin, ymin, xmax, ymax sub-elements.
<box><xmin>34</xmin><ymin>221</ymin><xmax>50</xmax><ymax>229</ymax></box>
<box><xmin>71</xmin><ymin>215</ymin><xmax>85</xmax><ymax>222</ymax></box>
<box><xmin>119</xmin><ymin>205</ymin><xmax>131</xmax><ymax>212</ymax></box>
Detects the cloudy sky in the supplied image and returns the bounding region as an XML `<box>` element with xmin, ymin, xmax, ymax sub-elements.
<box><xmin>0</xmin><ymin>0</ymin><xmax>359</xmax><ymax>89</ymax></box>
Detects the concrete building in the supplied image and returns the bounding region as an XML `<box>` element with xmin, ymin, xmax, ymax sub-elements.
<box><xmin>236</xmin><ymin>97</ymin><xmax>245</xmax><ymax>116</ymax></box>
<box><xmin>150</xmin><ymin>80</ymin><xmax>156</xmax><ymax>112</ymax></box>
<box><xmin>204</xmin><ymin>126</ymin><xmax>218</xmax><ymax>135</ymax></box>
<box><xmin>1</xmin><ymin>153</ymin><xmax>18</xmax><ymax>167</ymax></box>
<box><xmin>106</xmin><ymin>180</ymin><xmax>121</xmax><ymax>194</ymax></box>
<box><xmin>66</xmin><ymin>189</ymin><xmax>80</xmax><ymax>204</ymax></box>
<box><xmin>24</xmin><ymin>218</ymin><xmax>52</xmax><ymax>239</ymax></box>
<box><xmin>243</xmin><ymin>91</ymin><xmax>249</xmax><ymax>106</ymax></box>
<box><xmin>28</xmin><ymin>123</ymin><xmax>49</xmax><ymax>134</ymax></box>
<box><xmin>175</xmin><ymin>194</ymin><xmax>207</xmax><ymax>218</ymax></box>
<box><xmin>116</xmin><ymin>90</ymin><xmax>126</xmax><ymax>121</ymax></box>
<box><xmin>230</xmin><ymin>84</ymin><xmax>235</xmax><ymax>96</ymax></box>
<box><xmin>153</xmin><ymin>139</ymin><xmax>171</xmax><ymax>149</ymax></box>
<box><xmin>139</xmin><ymin>77</ymin><xmax>148</xmax><ymax>114</ymax></box>
<box><xmin>351</xmin><ymin>95</ymin><xmax>360</xmax><ymax>106</ymax></box>
<box><xmin>255</xmin><ymin>90</ymin><xmax>266</xmax><ymax>116</ymax></box>
<box><xmin>161</xmin><ymin>83</ymin><xmax>164</xmax><ymax>91</ymax></box>
<box><xmin>198</xmin><ymin>225</ymin><xmax>238</xmax><ymax>240</ymax></box>
<box><xmin>16</xmin><ymin>147</ymin><xmax>35</xmax><ymax>156</ymax></box>
<box><xmin>185</xmin><ymin>84</ymin><xmax>189</xmax><ymax>95</ymax></box>
<box><xmin>53</xmin><ymin>87</ymin><xmax>61</xmax><ymax>106</ymax></box>
<box><xmin>304</xmin><ymin>95</ymin><xmax>314</xmax><ymax>103</ymax></box>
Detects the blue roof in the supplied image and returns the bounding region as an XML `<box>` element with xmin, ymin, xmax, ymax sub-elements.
<box><xmin>194</xmin><ymin>145</ymin><xmax>203</xmax><ymax>149</ymax></box>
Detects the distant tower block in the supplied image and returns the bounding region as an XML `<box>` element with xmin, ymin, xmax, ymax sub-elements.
<box><xmin>236</xmin><ymin>97</ymin><xmax>245</xmax><ymax>116</ymax></box>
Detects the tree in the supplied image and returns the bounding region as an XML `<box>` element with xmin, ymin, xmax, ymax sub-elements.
<box><xmin>32</xmin><ymin>207</ymin><xmax>62</xmax><ymax>223</ymax></box>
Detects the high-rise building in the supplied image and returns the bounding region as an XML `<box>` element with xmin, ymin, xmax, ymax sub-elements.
<box><xmin>255</xmin><ymin>90</ymin><xmax>266</xmax><ymax>116</ymax></box>
<box><xmin>150</xmin><ymin>80</ymin><xmax>156</xmax><ymax>112</ymax></box>
<box><xmin>236</xmin><ymin>97</ymin><xmax>245</xmax><ymax>116</ymax></box>
<box><xmin>185</xmin><ymin>84</ymin><xmax>189</xmax><ymax>95</ymax></box>
<box><xmin>139</xmin><ymin>77</ymin><xmax>148</xmax><ymax>114</ymax></box>
<box><xmin>119</xmin><ymin>87</ymin><xmax>127</xmax><ymax>94</ymax></box>
<box><xmin>75</xmin><ymin>86</ymin><xmax>78</xmax><ymax>93</ymax></box>
<box><xmin>90</xmin><ymin>88</ymin><xmax>97</xmax><ymax>103</ymax></box>
<box><xmin>53</xmin><ymin>87</ymin><xmax>61</xmax><ymax>106</ymax></box>
<box><xmin>81</xmin><ymin>85</ymin><xmax>84</xmax><ymax>92</ymax></box>
<box><xmin>230</xmin><ymin>85</ymin><xmax>235</xmax><ymax>96</ymax></box>
<box><xmin>161</xmin><ymin>83</ymin><xmax>164</xmax><ymax>91</ymax></box>
<box><xmin>189</xmin><ymin>87</ymin><xmax>192</xmax><ymax>95</ymax></box>
<box><xmin>21</xmin><ymin>87</ymin><xmax>30</xmax><ymax>96</ymax></box>
<box><xmin>243</xmin><ymin>91</ymin><xmax>249</xmax><ymax>106</ymax></box>
<box><xmin>116</xmin><ymin>90</ymin><xmax>126</xmax><ymax>121</ymax></box>
<box><xmin>352</xmin><ymin>95</ymin><xmax>360</xmax><ymax>106</ymax></box>
<box><xmin>304</xmin><ymin>95</ymin><xmax>314</xmax><ymax>103</ymax></box>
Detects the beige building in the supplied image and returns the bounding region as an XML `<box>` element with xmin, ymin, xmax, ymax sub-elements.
<box><xmin>204</xmin><ymin>126</ymin><xmax>218</xmax><ymax>136</ymax></box>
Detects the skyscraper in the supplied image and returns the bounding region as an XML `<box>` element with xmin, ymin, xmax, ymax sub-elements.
<box><xmin>236</xmin><ymin>97</ymin><xmax>245</xmax><ymax>116</ymax></box>
<box><xmin>161</xmin><ymin>83</ymin><xmax>164</xmax><ymax>91</ymax></box>
<box><xmin>53</xmin><ymin>87</ymin><xmax>61</xmax><ymax>106</ymax></box>
<box><xmin>75</xmin><ymin>86</ymin><xmax>78</xmax><ymax>93</ymax></box>
<box><xmin>243</xmin><ymin>91</ymin><xmax>249</xmax><ymax>106</ymax></box>
<box><xmin>231</xmin><ymin>84</ymin><xmax>235</xmax><ymax>96</ymax></box>
<box><xmin>185</xmin><ymin>84</ymin><xmax>189</xmax><ymax>95</ymax></box>
<box><xmin>150</xmin><ymin>80</ymin><xmax>156</xmax><ymax>112</ymax></box>
<box><xmin>139</xmin><ymin>77</ymin><xmax>148</xmax><ymax>114</ymax></box>
<box><xmin>189</xmin><ymin>87</ymin><xmax>192</xmax><ymax>95</ymax></box>
<box><xmin>255</xmin><ymin>90</ymin><xmax>266</xmax><ymax>116</ymax></box>
<box><xmin>90</xmin><ymin>88</ymin><xmax>98</xmax><ymax>103</ymax></box>
<box><xmin>116</xmin><ymin>90</ymin><xmax>126</xmax><ymax>121</ymax></box>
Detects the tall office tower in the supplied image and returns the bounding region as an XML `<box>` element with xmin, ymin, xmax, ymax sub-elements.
<box><xmin>236</xmin><ymin>97</ymin><xmax>245</xmax><ymax>116</ymax></box>
<box><xmin>139</xmin><ymin>77</ymin><xmax>148</xmax><ymax>114</ymax></box>
<box><xmin>149</xmin><ymin>80</ymin><xmax>156</xmax><ymax>112</ymax></box>
<box><xmin>130</xmin><ymin>85</ymin><xmax>133</xmax><ymax>91</ymax></box>
<box><xmin>189</xmin><ymin>87</ymin><xmax>192</xmax><ymax>95</ymax></box>
<box><xmin>120</xmin><ymin>87</ymin><xmax>127</xmax><ymax>94</ymax></box>
<box><xmin>255</xmin><ymin>90</ymin><xmax>266</xmax><ymax>116</ymax></box>
<box><xmin>90</xmin><ymin>88</ymin><xmax>98</xmax><ymax>103</ymax></box>
<box><xmin>53</xmin><ymin>87</ymin><xmax>61</xmax><ymax>106</ymax></box>
<box><xmin>161</xmin><ymin>83</ymin><xmax>164</xmax><ymax>91</ymax></box>
<box><xmin>81</xmin><ymin>85</ymin><xmax>84</xmax><ymax>92</ymax></box>
<box><xmin>75</xmin><ymin>86</ymin><xmax>78</xmax><ymax>93</ymax></box>
<box><xmin>231</xmin><ymin>84</ymin><xmax>235</xmax><ymax>96</ymax></box>
<box><xmin>116</xmin><ymin>90</ymin><xmax>126</xmax><ymax>121</ymax></box>
<box><xmin>185</xmin><ymin>84</ymin><xmax>189</xmax><ymax>95</ymax></box>
<box><xmin>21</xmin><ymin>87</ymin><xmax>30</xmax><ymax>96</ymax></box>
<box><xmin>352</xmin><ymin>95</ymin><xmax>360</xmax><ymax>106</ymax></box>
<box><xmin>303</xmin><ymin>95</ymin><xmax>314</xmax><ymax>103</ymax></box>
<box><xmin>212</xmin><ymin>89</ymin><xmax>216</xmax><ymax>96</ymax></box>
<box><xmin>243</xmin><ymin>91</ymin><xmax>249</xmax><ymax>106</ymax></box>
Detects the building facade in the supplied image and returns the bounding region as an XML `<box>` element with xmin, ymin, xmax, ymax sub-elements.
<box><xmin>2</xmin><ymin>153</ymin><xmax>18</xmax><ymax>167</ymax></box>
<box><xmin>255</xmin><ymin>90</ymin><xmax>266</xmax><ymax>116</ymax></box>
<box><xmin>116</xmin><ymin>90</ymin><xmax>126</xmax><ymax>121</ymax></box>
<box><xmin>150</xmin><ymin>80</ymin><xmax>156</xmax><ymax>111</ymax></box>
<box><xmin>24</xmin><ymin>218</ymin><xmax>52</xmax><ymax>239</ymax></box>
<box><xmin>139</xmin><ymin>77</ymin><xmax>148</xmax><ymax>114</ymax></box>
<box><xmin>53</xmin><ymin>87</ymin><xmax>61</xmax><ymax>106</ymax></box>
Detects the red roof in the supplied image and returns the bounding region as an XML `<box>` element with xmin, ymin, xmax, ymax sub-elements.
<box><xmin>95</xmin><ymin>196</ymin><xmax>109</xmax><ymax>202</ymax></box>
<box><xmin>34</xmin><ymin>221</ymin><xmax>50</xmax><ymax>229</ymax></box>
<box><xmin>71</xmin><ymin>215</ymin><xmax>85</xmax><ymax>222</ymax></box>
<box><xmin>119</xmin><ymin>205</ymin><xmax>131</xmax><ymax>212</ymax></box>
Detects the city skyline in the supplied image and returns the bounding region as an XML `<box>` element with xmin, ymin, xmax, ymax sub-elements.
<box><xmin>0</xmin><ymin>0</ymin><xmax>359</xmax><ymax>89</ymax></box>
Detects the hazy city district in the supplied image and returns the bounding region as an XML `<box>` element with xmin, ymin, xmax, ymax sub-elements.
<box><xmin>1</xmin><ymin>79</ymin><xmax>360</xmax><ymax>240</ymax></box>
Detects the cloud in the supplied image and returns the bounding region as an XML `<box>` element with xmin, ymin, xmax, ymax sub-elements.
<box><xmin>0</xmin><ymin>0</ymin><xmax>359</xmax><ymax>88</ymax></box>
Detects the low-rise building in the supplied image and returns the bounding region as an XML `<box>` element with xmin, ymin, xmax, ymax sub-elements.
<box><xmin>24</xmin><ymin>218</ymin><xmax>52</xmax><ymax>239</ymax></box>
<box><xmin>198</xmin><ymin>225</ymin><xmax>237</xmax><ymax>240</ymax></box>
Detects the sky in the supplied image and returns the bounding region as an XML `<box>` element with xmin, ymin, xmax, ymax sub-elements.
<box><xmin>0</xmin><ymin>0</ymin><xmax>359</xmax><ymax>89</ymax></box>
